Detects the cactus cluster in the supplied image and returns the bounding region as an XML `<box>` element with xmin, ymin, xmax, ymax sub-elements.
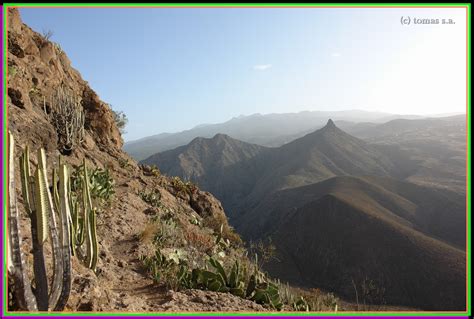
<box><xmin>291</xmin><ymin>296</ymin><xmax>311</xmax><ymax>311</ymax></box>
<box><xmin>71</xmin><ymin>163</ymin><xmax>115</xmax><ymax>205</ymax></box>
<box><xmin>7</xmin><ymin>132</ymin><xmax>99</xmax><ymax>311</ymax></box>
<box><xmin>69</xmin><ymin>160</ymin><xmax>99</xmax><ymax>272</ymax></box>
<box><xmin>8</xmin><ymin>132</ymin><xmax>72</xmax><ymax>311</ymax></box>
<box><xmin>48</xmin><ymin>85</ymin><xmax>85</xmax><ymax>154</ymax></box>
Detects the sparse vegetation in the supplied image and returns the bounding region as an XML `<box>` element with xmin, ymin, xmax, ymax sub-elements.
<box><xmin>351</xmin><ymin>276</ymin><xmax>386</xmax><ymax>310</ymax></box>
<box><xmin>140</xmin><ymin>164</ymin><xmax>161</xmax><ymax>177</ymax></box>
<box><xmin>28</xmin><ymin>85</ymin><xmax>41</xmax><ymax>98</ymax></box>
<box><xmin>277</xmin><ymin>284</ymin><xmax>339</xmax><ymax>311</ymax></box>
<box><xmin>118</xmin><ymin>157</ymin><xmax>133</xmax><ymax>170</ymax></box>
<box><xmin>136</xmin><ymin>193</ymin><xmax>324</xmax><ymax>312</ymax></box>
<box><xmin>178</xmin><ymin>257</ymin><xmax>285</xmax><ymax>310</ymax></box>
<box><xmin>89</xmin><ymin>167</ymin><xmax>115</xmax><ymax>202</ymax></box>
<box><xmin>48</xmin><ymin>86</ymin><xmax>85</xmax><ymax>154</ymax></box>
<box><xmin>202</xmin><ymin>214</ymin><xmax>242</xmax><ymax>246</ymax></box>
<box><xmin>8</xmin><ymin>65</ymin><xmax>17</xmax><ymax>78</ymax></box>
<box><xmin>41</xmin><ymin>29</ymin><xmax>53</xmax><ymax>42</ymax></box>
<box><xmin>54</xmin><ymin>42</ymin><xmax>63</xmax><ymax>54</ymax></box>
<box><xmin>139</xmin><ymin>189</ymin><xmax>162</xmax><ymax>208</ymax></box>
<box><xmin>111</xmin><ymin>108</ymin><xmax>128</xmax><ymax>134</ymax></box>
<box><xmin>188</xmin><ymin>213</ymin><xmax>201</xmax><ymax>226</ymax></box>
<box><xmin>169</xmin><ymin>176</ymin><xmax>197</xmax><ymax>198</ymax></box>
<box><xmin>248</xmin><ymin>238</ymin><xmax>278</xmax><ymax>269</ymax></box>
<box><xmin>140</xmin><ymin>249</ymin><xmax>183</xmax><ymax>289</ymax></box>
<box><xmin>71</xmin><ymin>163</ymin><xmax>115</xmax><ymax>205</ymax></box>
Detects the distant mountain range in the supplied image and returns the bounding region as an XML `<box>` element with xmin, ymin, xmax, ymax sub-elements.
<box><xmin>143</xmin><ymin>120</ymin><xmax>406</xmax><ymax>219</ymax></box>
<box><xmin>141</xmin><ymin>116</ymin><xmax>466</xmax><ymax>310</ymax></box>
<box><xmin>125</xmin><ymin>110</ymin><xmax>441</xmax><ymax>160</ymax></box>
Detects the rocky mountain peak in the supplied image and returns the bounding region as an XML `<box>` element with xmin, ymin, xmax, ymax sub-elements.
<box><xmin>326</xmin><ymin>118</ymin><xmax>336</xmax><ymax>128</ymax></box>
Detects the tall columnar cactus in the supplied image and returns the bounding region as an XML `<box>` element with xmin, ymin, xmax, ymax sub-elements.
<box><xmin>7</xmin><ymin>132</ymin><xmax>37</xmax><ymax>311</ymax></box>
<box><xmin>8</xmin><ymin>132</ymin><xmax>73</xmax><ymax>311</ymax></box>
<box><xmin>69</xmin><ymin>160</ymin><xmax>99</xmax><ymax>272</ymax></box>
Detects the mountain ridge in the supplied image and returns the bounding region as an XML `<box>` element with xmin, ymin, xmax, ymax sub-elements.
<box><xmin>144</xmin><ymin>120</ymin><xmax>466</xmax><ymax>310</ymax></box>
<box><xmin>125</xmin><ymin>111</ymin><xmax>430</xmax><ymax>160</ymax></box>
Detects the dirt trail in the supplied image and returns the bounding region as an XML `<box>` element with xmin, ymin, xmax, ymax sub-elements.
<box><xmin>65</xmin><ymin>174</ymin><xmax>265</xmax><ymax>313</ymax></box>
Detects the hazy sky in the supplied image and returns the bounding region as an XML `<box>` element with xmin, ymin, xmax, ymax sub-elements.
<box><xmin>20</xmin><ymin>7</ymin><xmax>467</xmax><ymax>141</ymax></box>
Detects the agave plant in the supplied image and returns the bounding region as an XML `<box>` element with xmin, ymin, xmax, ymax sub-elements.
<box><xmin>175</xmin><ymin>256</ymin><xmax>283</xmax><ymax>310</ymax></box>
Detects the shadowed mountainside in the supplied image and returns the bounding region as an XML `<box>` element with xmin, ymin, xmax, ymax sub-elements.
<box><xmin>269</xmin><ymin>191</ymin><xmax>465</xmax><ymax>310</ymax></box>
<box><xmin>143</xmin><ymin>120</ymin><xmax>418</xmax><ymax>221</ymax></box>
<box><xmin>142</xmin><ymin>121</ymin><xmax>466</xmax><ymax>311</ymax></box>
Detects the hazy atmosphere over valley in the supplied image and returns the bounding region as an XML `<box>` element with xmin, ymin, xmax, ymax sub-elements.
<box><xmin>5</xmin><ymin>4</ymin><xmax>469</xmax><ymax>315</ymax></box>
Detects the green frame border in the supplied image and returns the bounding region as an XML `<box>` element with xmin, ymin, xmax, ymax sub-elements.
<box><xmin>2</xmin><ymin>3</ymin><xmax>471</xmax><ymax>317</ymax></box>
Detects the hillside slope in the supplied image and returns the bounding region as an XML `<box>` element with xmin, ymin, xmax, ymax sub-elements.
<box><xmin>237</xmin><ymin>176</ymin><xmax>466</xmax><ymax>310</ymax></box>
<box><xmin>142</xmin><ymin>134</ymin><xmax>267</xmax><ymax>211</ymax></box>
<box><xmin>355</xmin><ymin>116</ymin><xmax>466</xmax><ymax>194</ymax></box>
<box><xmin>270</xmin><ymin>193</ymin><xmax>465</xmax><ymax>310</ymax></box>
<box><xmin>241</xmin><ymin>176</ymin><xmax>465</xmax><ymax>249</ymax></box>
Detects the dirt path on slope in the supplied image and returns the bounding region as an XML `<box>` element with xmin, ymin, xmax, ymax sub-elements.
<box><xmin>67</xmin><ymin>178</ymin><xmax>265</xmax><ymax>313</ymax></box>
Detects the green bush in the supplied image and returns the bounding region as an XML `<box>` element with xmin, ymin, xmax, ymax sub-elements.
<box><xmin>71</xmin><ymin>163</ymin><xmax>115</xmax><ymax>205</ymax></box>
<box><xmin>118</xmin><ymin>157</ymin><xmax>132</xmax><ymax>169</ymax></box>
<box><xmin>139</xmin><ymin>189</ymin><xmax>162</xmax><ymax>208</ymax></box>
<box><xmin>111</xmin><ymin>109</ymin><xmax>128</xmax><ymax>134</ymax></box>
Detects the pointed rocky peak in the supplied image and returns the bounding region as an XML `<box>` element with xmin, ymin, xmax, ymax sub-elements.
<box><xmin>325</xmin><ymin>119</ymin><xmax>336</xmax><ymax>129</ymax></box>
<box><xmin>316</xmin><ymin>118</ymin><xmax>339</xmax><ymax>135</ymax></box>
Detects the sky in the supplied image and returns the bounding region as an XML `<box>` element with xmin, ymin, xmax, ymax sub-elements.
<box><xmin>20</xmin><ymin>7</ymin><xmax>467</xmax><ymax>141</ymax></box>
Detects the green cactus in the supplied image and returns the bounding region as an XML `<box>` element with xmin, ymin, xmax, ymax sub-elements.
<box><xmin>37</xmin><ymin>148</ymin><xmax>66</xmax><ymax>310</ymax></box>
<box><xmin>7</xmin><ymin>135</ymin><xmax>105</xmax><ymax>310</ymax></box>
<box><xmin>53</xmin><ymin>164</ymin><xmax>73</xmax><ymax>310</ymax></box>
<box><xmin>292</xmin><ymin>296</ymin><xmax>310</xmax><ymax>311</ymax></box>
<box><xmin>7</xmin><ymin>132</ymin><xmax>37</xmax><ymax>311</ymax></box>
<box><xmin>8</xmin><ymin>134</ymin><xmax>73</xmax><ymax>311</ymax></box>
<box><xmin>68</xmin><ymin>160</ymin><xmax>100</xmax><ymax>272</ymax></box>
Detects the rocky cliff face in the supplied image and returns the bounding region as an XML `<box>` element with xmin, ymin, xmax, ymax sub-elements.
<box><xmin>7</xmin><ymin>8</ymin><xmax>122</xmax><ymax>153</ymax></box>
<box><xmin>6</xmin><ymin>8</ymin><xmax>259</xmax><ymax>312</ymax></box>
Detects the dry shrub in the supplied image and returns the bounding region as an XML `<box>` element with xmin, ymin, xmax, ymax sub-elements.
<box><xmin>183</xmin><ymin>228</ymin><xmax>215</xmax><ymax>253</ymax></box>
<box><xmin>202</xmin><ymin>213</ymin><xmax>242</xmax><ymax>245</ymax></box>
<box><xmin>139</xmin><ymin>223</ymin><xmax>159</xmax><ymax>244</ymax></box>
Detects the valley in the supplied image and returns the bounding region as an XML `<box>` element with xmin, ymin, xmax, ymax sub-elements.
<box><xmin>142</xmin><ymin>116</ymin><xmax>467</xmax><ymax>311</ymax></box>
